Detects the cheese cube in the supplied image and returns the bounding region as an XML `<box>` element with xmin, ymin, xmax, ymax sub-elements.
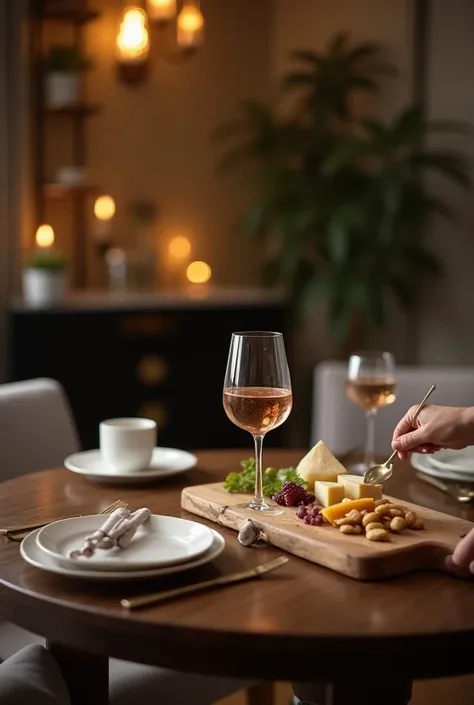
<box><xmin>337</xmin><ymin>474</ymin><xmax>383</xmax><ymax>501</ymax></box>
<box><xmin>297</xmin><ymin>441</ymin><xmax>347</xmax><ymax>486</ymax></box>
<box><xmin>314</xmin><ymin>481</ymin><xmax>345</xmax><ymax>508</ymax></box>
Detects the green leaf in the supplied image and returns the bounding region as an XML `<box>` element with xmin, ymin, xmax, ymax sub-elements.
<box><xmin>261</xmin><ymin>259</ymin><xmax>281</xmax><ymax>286</ymax></box>
<box><xmin>402</xmin><ymin>245</ymin><xmax>444</xmax><ymax>275</ymax></box>
<box><xmin>389</xmin><ymin>275</ymin><xmax>417</xmax><ymax>307</ymax></box>
<box><xmin>289</xmin><ymin>49</ymin><xmax>324</xmax><ymax>66</ymax></box>
<box><xmin>410</xmin><ymin>150</ymin><xmax>471</xmax><ymax>187</ymax></box>
<box><xmin>321</xmin><ymin>137</ymin><xmax>367</xmax><ymax>173</ymax></box>
<box><xmin>301</xmin><ymin>273</ymin><xmax>332</xmax><ymax>315</ymax></box>
<box><xmin>347</xmin><ymin>76</ymin><xmax>379</xmax><ymax>92</ymax></box>
<box><xmin>347</xmin><ymin>42</ymin><xmax>382</xmax><ymax>63</ymax></box>
<box><xmin>241</xmin><ymin>202</ymin><xmax>269</xmax><ymax>238</ymax></box>
<box><xmin>392</xmin><ymin>105</ymin><xmax>424</xmax><ymax>144</ymax></box>
<box><xmin>329</xmin><ymin>32</ymin><xmax>350</xmax><ymax>54</ymax></box>
<box><xmin>281</xmin><ymin>72</ymin><xmax>315</xmax><ymax>90</ymax></box>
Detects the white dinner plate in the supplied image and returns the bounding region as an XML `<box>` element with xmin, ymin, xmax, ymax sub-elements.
<box><xmin>411</xmin><ymin>452</ymin><xmax>474</xmax><ymax>483</ymax></box>
<box><xmin>64</xmin><ymin>447</ymin><xmax>197</xmax><ymax>484</ymax></box>
<box><xmin>21</xmin><ymin>528</ymin><xmax>225</xmax><ymax>581</ymax></box>
<box><xmin>36</xmin><ymin>514</ymin><xmax>215</xmax><ymax>571</ymax></box>
<box><xmin>425</xmin><ymin>447</ymin><xmax>474</xmax><ymax>474</ymax></box>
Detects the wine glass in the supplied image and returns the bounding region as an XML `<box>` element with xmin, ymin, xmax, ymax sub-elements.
<box><xmin>345</xmin><ymin>351</ymin><xmax>397</xmax><ymax>474</ymax></box>
<box><xmin>223</xmin><ymin>331</ymin><xmax>293</xmax><ymax>514</ymax></box>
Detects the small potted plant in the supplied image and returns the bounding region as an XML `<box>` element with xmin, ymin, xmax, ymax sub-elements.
<box><xmin>23</xmin><ymin>249</ymin><xmax>69</xmax><ymax>307</ymax></box>
<box><xmin>44</xmin><ymin>44</ymin><xmax>90</xmax><ymax>107</ymax></box>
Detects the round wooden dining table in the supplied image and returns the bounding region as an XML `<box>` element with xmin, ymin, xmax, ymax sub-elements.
<box><xmin>1</xmin><ymin>449</ymin><xmax>474</xmax><ymax>705</ymax></box>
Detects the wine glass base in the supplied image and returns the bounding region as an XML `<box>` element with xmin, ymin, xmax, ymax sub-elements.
<box><xmin>236</xmin><ymin>501</ymin><xmax>283</xmax><ymax>516</ymax></box>
<box><xmin>347</xmin><ymin>461</ymin><xmax>372</xmax><ymax>476</ymax></box>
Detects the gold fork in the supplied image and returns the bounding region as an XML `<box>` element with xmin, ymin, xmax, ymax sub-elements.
<box><xmin>3</xmin><ymin>499</ymin><xmax>129</xmax><ymax>542</ymax></box>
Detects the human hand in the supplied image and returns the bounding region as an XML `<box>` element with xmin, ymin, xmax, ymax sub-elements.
<box><xmin>446</xmin><ymin>527</ymin><xmax>474</xmax><ymax>575</ymax></box>
<box><xmin>391</xmin><ymin>404</ymin><xmax>474</xmax><ymax>461</ymax></box>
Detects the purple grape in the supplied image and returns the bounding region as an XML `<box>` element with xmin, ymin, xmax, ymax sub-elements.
<box><xmin>310</xmin><ymin>507</ymin><xmax>320</xmax><ymax>518</ymax></box>
<box><xmin>303</xmin><ymin>515</ymin><xmax>312</xmax><ymax>524</ymax></box>
<box><xmin>296</xmin><ymin>505</ymin><xmax>307</xmax><ymax>520</ymax></box>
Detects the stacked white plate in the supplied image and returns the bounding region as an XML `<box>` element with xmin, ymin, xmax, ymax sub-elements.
<box><xmin>411</xmin><ymin>447</ymin><xmax>474</xmax><ymax>484</ymax></box>
<box><xmin>20</xmin><ymin>514</ymin><xmax>225</xmax><ymax>582</ymax></box>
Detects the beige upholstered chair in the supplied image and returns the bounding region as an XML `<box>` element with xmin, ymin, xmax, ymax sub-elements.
<box><xmin>312</xmin><ymin>361</ymin><xmax>474</xmax><ymax>455</ymax></box>
<box><xmin>0</xmin><ymin>378</ymin><xmax>258</xmax><ymax>705</ymax></box>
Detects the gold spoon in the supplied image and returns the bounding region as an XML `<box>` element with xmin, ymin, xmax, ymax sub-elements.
<box><xmin>364</xmin><ymin>384</ymin><xmax>436</xmax><ymax>485</ymax></box>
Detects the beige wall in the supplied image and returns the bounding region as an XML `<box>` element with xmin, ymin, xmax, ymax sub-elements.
<box><xmin>80</xmin><ymin>0</ymin><xmax>273</xmax><ymax>287</ymax></box>
<box><xmin>415</xmin><ymin>0</ymin><xmax>474</xmax><ymax>365</ymax></box>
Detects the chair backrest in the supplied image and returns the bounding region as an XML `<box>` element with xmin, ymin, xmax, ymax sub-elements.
<box><xmin>0</xmin><ymin>378</ymin><xmax>80</xmax><ymax>481</ymax></box>
<box><xmin>312</xmin><ymin>361</ymin><xmax>474</xmax><ymax>455</ymax></box>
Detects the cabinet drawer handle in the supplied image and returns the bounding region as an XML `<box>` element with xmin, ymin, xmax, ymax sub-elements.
<box><xmin>119</xmin><ymin>315</ymin><xmax>175</xmax><ymax>336</ymax></box>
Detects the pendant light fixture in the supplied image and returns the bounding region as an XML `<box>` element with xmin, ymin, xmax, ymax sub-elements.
<box><xmin>116</xmin><ymin>5</ymin><xmax>150</xmax><ymax>84</ymax></box>
<box><xmin>176</xmin><ymin>0</ymin><xmax>205</xmax><ymax>52</ymax></box>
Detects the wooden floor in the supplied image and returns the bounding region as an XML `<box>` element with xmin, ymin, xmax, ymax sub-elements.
<box><xmin>216</xmin><ymin>677</ymin><xmax>474</xmax><ymax>705</ymax></box>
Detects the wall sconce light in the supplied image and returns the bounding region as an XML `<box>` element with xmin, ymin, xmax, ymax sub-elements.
<box><xmin>116</xmin><ymin>6</ymin><xmax>150</xmax><ymax>85</ymax></box>
<box><xmin>168</xmin><ymin>235</ymin><xmax>191</xmax><ymax>262</ymax></box>
<box><xmin>186</xmin><ymin>260</ymin><xmax>211</xmax><ymax>284</ymax></box>
<box><xmin>146</xmin><ymin>0</ymin><xmax>176</xmax><ymax>25</ymax></box>
<box><xmin>93</xmin><ymin>194</ymin><xmax>116</xmax><ymax>254</ymax></box>
<box><xmin>176</xmin><ymin>1</ymin><xmax>204</xmax><ymax>53</ymax></box>
<box><xmin>35</xmin><ymin>224</ymin><xmax>55</xmax><ymax>250</ymax></box>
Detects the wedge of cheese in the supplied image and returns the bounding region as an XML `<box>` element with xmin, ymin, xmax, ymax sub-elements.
<box><xmin>297</xmin><ymin>440</ymin><xmax>347</xmax><ymax>486</ymax></box>
<box><xmin>314</xmin><ymin>481</ymin><xmax>345</xmax><ymax>508</ymax></box>
<box><xmin>321</xmin><ymin>498</ymin><xmax>375</xmax><ymax>525</ymax></box>
<box><xmin>337</xmin><ymin>474</ymin><xmax>383</xmax><ymax>501</ymax></box>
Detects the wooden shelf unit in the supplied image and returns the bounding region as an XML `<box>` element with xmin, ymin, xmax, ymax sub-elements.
<box><xmin>43</xmin><ymin>8</ymin><xmax>99</xmax><ymax>24</ymax></box>
<box><xmin>43</xmin><ymin>183</ymin><xmax>98</xmax><ymax>199</ymax></box>
<box><xmin>43</xmin><ymin>103</ymin><xmax>100</xmax><ymax>117</ymax></box>
<box><xmin>33</xmin><ymin>0</ymin><xmax>101</xmax><ymax>289</ymax></box>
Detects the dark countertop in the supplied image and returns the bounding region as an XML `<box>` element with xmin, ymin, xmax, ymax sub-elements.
<box><xmin>10</xmin><ymin>287</ymin><xmax>287</xmax><ymax>314</ymax></box>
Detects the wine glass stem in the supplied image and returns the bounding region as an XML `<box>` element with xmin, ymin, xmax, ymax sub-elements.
<box><xmin>365</xmin><ymin>410</ymin><xmax>376</xmax><ymax>467</ymax></box>
<box><xmin>253</xmin><ymin>434</ymin><xmax>265</xmax><ymax>507</ymax></box>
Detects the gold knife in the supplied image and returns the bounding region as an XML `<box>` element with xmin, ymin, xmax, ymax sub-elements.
<box><xmin>121</xmin><ymin>555</ymin><xmax>289</xmax><ymax>610</ymax></box>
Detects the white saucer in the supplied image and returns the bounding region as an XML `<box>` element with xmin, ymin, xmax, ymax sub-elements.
<box><xmin>426</xmin><ymin>447</ymin><xmax>474</xmax><ymax>474</ymax></box>
<box><xmin>21</xmin><ymin>528</ymin><xmax>225</xmax><ymax>581</ymax></box>
<box><xmin>36</xmin><ymin>514</ymin><xmax>214</xmax><ymax>571</ymax></box>
<box><xmin>411</xmin><ymin>452</ymin><xmax>474</xmax><ymax>483</ymax></box>
<box><xmin>64</xmin><ymin>447</ymin><xmax>197</xmax><ymax>484</ymax></box>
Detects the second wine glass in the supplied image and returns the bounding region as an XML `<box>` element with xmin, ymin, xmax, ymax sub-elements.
<box><xmin>346</xmin><ymin>351</ymin><xmax>397</xmax><ymax>474</ymax></box>
<box><xmin>223</xmin><ymin>331</ymin><xmax>292</xmax><ymax>514</ymax></box>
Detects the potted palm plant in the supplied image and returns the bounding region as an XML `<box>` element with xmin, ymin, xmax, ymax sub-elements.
<box><xmin>213</xmin><ymin>32</ymin><xmax>471</xmax><ymax>353</ymax></box>
<box><xmin>44</xmin><ymin>45</ymin><xmax>90</xmax><ymax>108</ymax></box>
<box><xmin>23</xmin><ymin>250</ymin><xmax>69</xmax><ymax>307</ymax></box>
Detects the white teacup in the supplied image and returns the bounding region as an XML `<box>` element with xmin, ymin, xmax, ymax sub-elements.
<box><xmin>99</xmin><ymin>418</ymin><xmax>157</xmax><ymax>473</ymax></box>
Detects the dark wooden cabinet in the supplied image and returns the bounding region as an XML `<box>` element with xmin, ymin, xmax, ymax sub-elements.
<box><xmin>8</xmin><ymin>292</ymin><xmax>288</xmax><ymax>452</ymax></box>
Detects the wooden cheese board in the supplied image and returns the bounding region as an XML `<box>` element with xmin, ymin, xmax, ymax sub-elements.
<box><xmin>181</xmin><ymin>482</ymin><xmax>474</xmax><ymax>580</ymax></box>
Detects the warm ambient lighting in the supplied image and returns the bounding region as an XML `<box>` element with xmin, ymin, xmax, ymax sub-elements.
<box><xmin>35</xmin><ymin>224</ymin><xmax>54</xmax><ymax>249</ymax></box>
<box><xmin>186</xmin><ymin>260</ymin><xmax>211</xmax><ymax>284</ymax></box>
<box><xmin>116</xmin><ymin>7</ymin><xmax>150</xmax><ymax>64</ymax></box>
<box><xmin>94</xmin><ymin>195</ymin><xmax>116</xmax><ymax>221</ymax></box>
<box><xmin>177</xmin><ymin>2</ymin><xmax>204</xmax><ymax>50</ymax></box>
<box><xmin>147</xmin><ymin>0</ymin><xmax>176</xmax><ymax>22</ymax></box>
<box><xmin>168</xmin><ymin>235</ymin><xmax>191</xmax><ymax>261</ymax></box>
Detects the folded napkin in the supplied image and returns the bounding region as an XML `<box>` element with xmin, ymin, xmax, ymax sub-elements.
<box><xmin>68</xmin><ymin>507</ymin><xmax>151</xmax><ymax>559</ymax></box>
